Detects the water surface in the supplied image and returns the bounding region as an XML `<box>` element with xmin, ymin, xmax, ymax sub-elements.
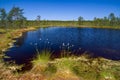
<box><xmin>4</xmin><ymin>27</ymin><xmax>120</xmax><ymax>64</ymax></box>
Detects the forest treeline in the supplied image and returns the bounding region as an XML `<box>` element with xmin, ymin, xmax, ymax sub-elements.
<box><xmin>78</xmin><ymin>13</ymin><xmax>120</xmax><ymax>27</ymax></box>
<box><xmin>0</xmin><ymin>7</ymin><xmax>27</xmax><ymax>28</ymax></box>
<box><xmin>0</xmin><ymin>7</ymin><xmax>120</xmax><ymax>28</ymax></box>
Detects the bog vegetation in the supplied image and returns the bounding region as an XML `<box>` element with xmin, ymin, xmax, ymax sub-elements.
<box><xmin>0</xmin><ymin>51</ymin><xmax>120</xmax><ymax>80</ymax></box>
<box><xmin>0</xmin><ymin>6</ymin><xmax>120</xmax><ymax>80</ymax></box>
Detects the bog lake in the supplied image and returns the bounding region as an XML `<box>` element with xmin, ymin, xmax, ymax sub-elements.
<box><xmin>4</xmin><ymin>27</ymin><xmax>120</xmax><ymax>65</ymax></box>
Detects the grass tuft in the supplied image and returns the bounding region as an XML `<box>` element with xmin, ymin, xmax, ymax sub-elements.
<box><xmin>31</xmin><ymin>50</ymin><xmax>52</xmax><ymax>74</ymax></box>
<box><xmin>32</xmin><ymin>50</ymin><xmax>52</xmax><ymax>65</ymax></box>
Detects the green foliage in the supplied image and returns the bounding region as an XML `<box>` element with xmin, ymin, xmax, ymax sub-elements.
<box><xmin>0</xmin><ymin>8</ymin><xmax>7</xmax><ymax>28</ymax></box>
<box><xmin>72</xmin><ymin>61</ymin><xmax>99</xmax><ymax>80</ymax></box>
<box><xmin>32</xmin><ymin>50</ymin><xmax>51</xmax><ymax>65</ymax></box>
<box><xmin>0</xmin><ymin>8</ymin><xmax>6</xmax><ymax>20</ymax></box>
<box><xmin>110</xmin><ymin>66</ymin><xmax>120</xmax><ymax>80</ymax></box>
<box><xmin>100</xmin><ymin>71</ymin><xmax>115</xmax><ymax>80</ymax></box>
<box><xmin>6</xmin><ymin>32</ymin><xmax>12</xmax><ymax>38</ymax></box>
<box><xmin>108</xmin><ymin>13</ymin><xmax>116</xmax><ymax>26</ymax></box>
<box><xmin>78</xmin><ymin>16</ymin><xmax>84</xmax><ymax>25</ymax></box>
<box><xmin>0</xmin><ymin>6</ymin><xmax>120</xmax><ymax>29</ymax></box>
<box><xmin>93</xmin><ymin>13</ymin><xmax>120</xmax><ymax>27</ymax></box>
<box><xmin>30</xmin><ymin>50</ymin><xmax>52</xmax><ymax>74</ymax></box>
<box><xmin>0</xmin><ymin>7</ymin><xmax>26</xmax><ymax>28</ymax></box>
<box><xmin>55</xmin><ymin>58</ymin><xmax>75</xmax><ymax>71</ymax></box>
<box><xmin>44</xmin><ymin>63</ymin><xmax>57</xmax><ymax>75</ymax></box>
<box><xmin>8</xmin><ymin>6</ymin><xmax>26</xmax><ymax>28</ymax></box>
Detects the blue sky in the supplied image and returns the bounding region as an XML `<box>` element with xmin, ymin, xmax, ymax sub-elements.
<box><xmin>0</xmin><ymin>0</ymin><xmax>120</xmax><ymax>20</ymax></box>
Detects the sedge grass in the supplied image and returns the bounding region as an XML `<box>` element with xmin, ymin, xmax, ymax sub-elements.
<box><xmin>32</xmin><ymin>50</ymin><xmax>52</xmax><ymax>65</ymax></box>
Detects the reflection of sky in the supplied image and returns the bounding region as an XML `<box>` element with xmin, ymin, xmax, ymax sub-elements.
<box><xmin>0</xmin><ymin>0</ymin><xmax>120</xmax><ymax>20</ymax></box>
<box><xmin>14</xmin><ymin>27</ymin><xmax>120</xmax><ymax>52</ymax></box>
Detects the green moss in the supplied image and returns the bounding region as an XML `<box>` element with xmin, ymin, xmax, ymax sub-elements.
<box><xmin>100</xmin><ymin>70</ymin><xmax>115</xmax><ymax>80</ymax></box>
<box><xmin>111</xmin><ymin>66</ymin><xmax>120</xmax><ymax>80</ymax></box>
<box><xmin>44</xmin><ymin>63</ymin><xmax>57</xmax><ymax>75</ymax></box>
<box><xmin>55</xmin><ymin>58</ymin><xmax>75</xmax><ymax>71</ymax></box>
<box><xmin>72</xmin><ymin>62</ymin><xmax>100</xmax><ymax>80</ymax></box>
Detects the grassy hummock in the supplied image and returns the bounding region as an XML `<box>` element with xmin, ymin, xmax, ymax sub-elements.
<box><xmin>29</xmin><ymin>51</ymin><xmax>120</xmax><ymax>80</ymax></box>
<box><xmin>0</xmin><ymin>49</ymin><xmax>120</xmax><ymax>80</ymax></box>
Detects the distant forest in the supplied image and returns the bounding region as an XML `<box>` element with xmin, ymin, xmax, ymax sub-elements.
<box><xmin>0</xmin><ymin>7</ymin><xmax>120</xmax><ymax>28</ymax></box>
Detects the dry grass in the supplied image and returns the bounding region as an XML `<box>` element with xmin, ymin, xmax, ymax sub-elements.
<box><xmin>29</xmin><ymin>53</ymin><xmax>120</xmax><ymax>80</ymax></box>
<box><xmin>0</xmin><ymin>53</ymin><xmax>120</xmax><ymax>80</ymax></box>
<box><xmin>0</xmin><ymin>27</ymin><xmax>35</xmax><ymax>53</ymax></box>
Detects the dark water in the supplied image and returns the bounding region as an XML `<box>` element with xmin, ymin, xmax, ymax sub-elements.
<box><xmin>4</xmin><ymin>27</ymin><xmax>120</xmax><ymax>65</ymax></box>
